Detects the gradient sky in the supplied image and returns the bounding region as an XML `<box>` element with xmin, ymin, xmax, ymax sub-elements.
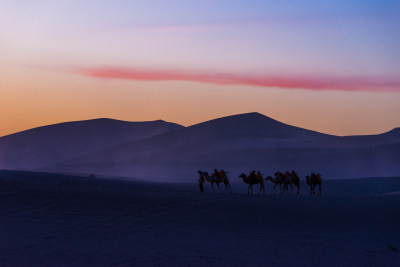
<box><xmin>1</xmin><ymin>0</ymin><xmax>400</xmax><ymax>136</ymax></box>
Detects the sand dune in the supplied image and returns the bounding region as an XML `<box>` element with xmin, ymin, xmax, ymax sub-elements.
<box><xmin>0</xmin><ymin>118</ymin><xmax>183</xmax><ymax>170</ymax></box>
<box><xmin>47</xmin><ymin>113</ymin><xmax>400</xmax><ymax>180</ymax></box>
<box><xmin>1</xmin><ymin>112</ymin><xmax>399</xmax><ymax>181</ymax></box>
<box><xmin>0</xmin><ymin>170</ymin><xmax>399</xmax><ymax>266</ymax></box>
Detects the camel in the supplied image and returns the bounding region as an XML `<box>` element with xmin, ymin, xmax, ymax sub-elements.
<box><xmin>197</xmin><ymin>170</ymin><xmax>231</xmax><ymax>193</ymax></box>
<box><xmin>266</xmin><ymin>171</ymin><xmax>299</xmax><ymax>194</ymax></box>
<box><xmin>239</xmin><ymin>171</ymin><xmax>265</xmax><ymax>194</ymax></box>
<box><xmin>306</xmin><ymin>173</ymin><xmax>322</xmax><ymax>195</ymax></box>
<box><xmin>274</xmin><ymin>171</ymin><xmax>292</xmax><ymax>194</ymax></box>
<box><xmin>198</xmin><ymin>171</ymin><xmax>215</xmax><ymax>192</ymax></box>
<box><xmin>212</xmin><ymin>169</ymin><xmax>232</xmax><ymax>193</ymax></box>
<box><xmin>289</xmin><ymin>170</ymin><xmax>300</xmax><ymax>194</ymax></box>
<box><xmin>265</xmin><ymin>176</ymin><xmax>280</xmax><ymax>194</ymax></box>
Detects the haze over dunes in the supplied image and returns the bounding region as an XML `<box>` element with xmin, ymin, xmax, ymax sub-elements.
<box><xmin>1</xmin><ymin>112</ymin><xmax>399</xmax><ymax>181</ymax></box>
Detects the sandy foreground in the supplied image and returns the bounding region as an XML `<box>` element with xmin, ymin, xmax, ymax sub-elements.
<box><xmin>1</xmin><ymin>171</ymin><xmax>400</xmax><ymax>266</ymax></box>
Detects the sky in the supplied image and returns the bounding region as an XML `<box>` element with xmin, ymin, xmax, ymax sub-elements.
<box><xmin>1</xmin><ymin>0</ymin><xmax>400</xmax><ymax>136</ymax></box>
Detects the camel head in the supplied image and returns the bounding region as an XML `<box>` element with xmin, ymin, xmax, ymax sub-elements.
<box><xmin>305</xmin><ymin>176</ymin><xmax>311</xmax><ymax>185</ymax></box>
<box><xmin>239</xmin><ymin>173</ymin><xmax>247</xmax><ymax>179</ymax></box>
<box><xmin>198</xmin><ymin>170</ymin><xmax>209</xmax><ymax>178</ymax></box>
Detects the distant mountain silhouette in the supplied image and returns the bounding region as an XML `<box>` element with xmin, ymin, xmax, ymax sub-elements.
<box><xmin>0</xmin><ymin>118</ymin><xmax>183</xmax><ymax>169</ymax></box>
<box><xmin>39</xmin><ymin>112</ymin><xmax>400</xmax><ymax>181</ymax></box>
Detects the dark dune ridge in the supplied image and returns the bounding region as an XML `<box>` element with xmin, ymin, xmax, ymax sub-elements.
<box><xmin>1</xmin><ymin>112</ymin><xmax>399</xmax><ymax>181</ymax></box>
<box><xmin>0</xmin><ymin>118</ymin><xmax>183</xmax><ymax>169</ymax></box>
<box><xmin>0</xmin><ymin>170</ymin><xmax>399</xmax><ymax>266</ymax></box>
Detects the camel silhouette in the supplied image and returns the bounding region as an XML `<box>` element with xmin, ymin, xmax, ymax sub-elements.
<box><xmin>273</xmin><ymin>171</ymin><xmax>292</xmax><ymax>194</ymax></box>
<box><xmin>306</xmin><ymin>173</ymin><xmax>322</xmax><ymax>195</ymax></box>
<box><xmin>289</xmin><ymin>170</ymin><xmax>300</xmax><ymax>194</ymax></box>
<box><xmin>239</xmin><ymin>171</ymin><xmax>265</xmax><ymax>194</ymax></box>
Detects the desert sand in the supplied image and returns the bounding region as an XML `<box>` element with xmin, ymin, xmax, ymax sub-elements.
<box><xmin>1</xmin><ymin>170</ymin><xmax>399</xmax><ymax>266</ymax></box>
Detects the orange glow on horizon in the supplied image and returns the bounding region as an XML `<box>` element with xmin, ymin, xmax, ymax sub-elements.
<box><xmin>1</xmin><ymin>67</ymin><xmax>400</xmax><ymax>138</ymax></box>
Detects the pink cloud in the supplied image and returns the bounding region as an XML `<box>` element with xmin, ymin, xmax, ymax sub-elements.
<box><xmin>69</xmin><ymin>66</ymin><xmax>400</xmax><ymax>92</ymax></box>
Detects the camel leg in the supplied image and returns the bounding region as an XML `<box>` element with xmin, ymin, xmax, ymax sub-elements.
<box><xmin>199</xmin><ymin>182</ymin><xmax>204</xmax><ymax>193</ymax></box>
<box><xmin>224</xmin><ymin>182</ymin><xmax>231</xmax><ymax>193</ymax></box>
<box><xmin>217</xmin><ymin>183</ymin><xmax>220</xmax><ymax>192</ymax></box>
<box><xmin>227</xmin><ymin>183</ymin><xmax>232</xmax><ymax>194</ymax></box>
<box><xmin>248</xmin><ymin>185</ymin><xmax>251</xmax><ymax>194</ymax></box>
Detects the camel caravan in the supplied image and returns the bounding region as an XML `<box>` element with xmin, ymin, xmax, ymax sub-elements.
<box><xmin>198</xmin><ymin>169</ymin><xmax>322</xmax><ymax>195</ymax></box>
